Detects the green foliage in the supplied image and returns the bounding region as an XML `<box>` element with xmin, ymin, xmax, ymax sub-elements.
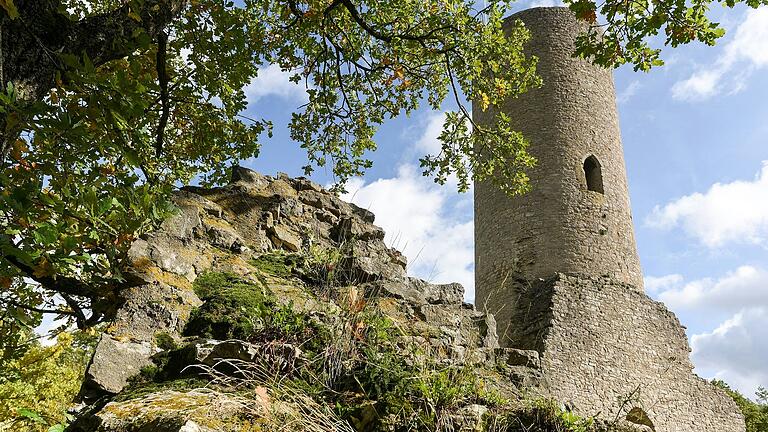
<box><xmin>713</xmin><ymin>380</ymin><xmax>768</xmax><ymax>432</ymax></box>
<box><xmin>325</xmin><ymin>308</ymin><xmax>501</xmax><ymax>430</ymax></box>
<box><xmin>185</xmin><ymin>271</ymin><xmax>327</xmax><ymax>352</ymax></box>
<box><xmin>251</xmin><ymin>253</ymin><xmax>303</xmax><ymax>279</ymax></box>
<box><xmin>154</xmin><ymin>331</ymin><xmax>178</xmax><ymax>351</ymax></box>
<box><xmin>565</xmin><ymin>0</ymin><xmax>763</xmax><ymax>72</ymax></box>
<box><xmin>252</xmin><ymin>246</ymin><xmax>351</xmax><ymax>290</ymax></box>
<box><xmin>498</xmin><ymin>399</ymin><xmax>596</xmax><ymax>432</ymax></box>
<box><xmin>0</xmin><ymin>332</ymin><xmax>94</xmax><ymax>431</ymax></box>
<box><xmin>298</xmin><ymin>246</ymin><xmax>345</xmax><ymax>288</ymax></box>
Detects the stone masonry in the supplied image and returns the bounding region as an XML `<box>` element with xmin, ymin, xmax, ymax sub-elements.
<box><xmin>474</xmin><ymin>7</ymin><xmax>643</xmax><ymax>302</ymax></box>
<box><xmin>473</xmin><ymin>7</ymin><xmax>745</xmax><ymax>431</ymax></box>
<box><xmin>511</xmin><ymin>274</ymin><xmax>744</xmax><ymax>431</ymax></box>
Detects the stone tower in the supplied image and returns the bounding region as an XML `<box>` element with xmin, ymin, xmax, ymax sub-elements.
<box><xmin>474</xmin><ymin>7</ymin><xmax>643</xmax><ymax>312</ymax></box>
<box><xmin>473</xmin><ymin>7</ymin><xmax>745</xmax><ymax>432</ymax></box>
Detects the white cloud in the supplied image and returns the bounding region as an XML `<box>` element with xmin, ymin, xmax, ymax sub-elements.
<box><xmin>616</xmin><ymin>80</ymin><xmax>642</xmax><ymax>104</ymax></box>
<box><xmin>646</xmin><ymin>161</ymin><xmax>768</xmax><ymax>248</ymax></box>
<box><xmin>414</xmin><ymin>112</ymin><xmax>447</xmax><ymax>155</ymax></box>
<box><xmin>691</xmin><ymin>307</ymin><xmax>768</xmax><ymax>398</ymax></box>
<box><xmin>643</xmin><ymin>273</ymin><xmax>683</xmax><ymax>295</ymax></box>
<box><xmin>672</xmin><ymin>8</ymin><xmax>768</xmax><ymax>101</ymax></box>
<box><xmin>244</xmin><ymin>65</ymin><xmax>309</xmax><ymax>104</ymax></box>
<box><xmin>672</xmin><ymin>70</ymin><xmax>722</xmax><ymax>101</ymax></box>
<box><xmin>652</xmin><ymin>266</ymin><xmax>768</xmax><ymax>314</ymax></box>
<box><xmin>342</xmin><ymin>165</ymin><xmax>475</xmax><ymax>301</ymax></box>
<box><xmin>528</xmin><ymin>0</ymin><xmax>564</xmax><ymax>7</ymax></box>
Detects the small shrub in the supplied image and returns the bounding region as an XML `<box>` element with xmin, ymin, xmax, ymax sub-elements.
<box><xmin>154</xmin><ymin>332</ymin><xmax>177</xmax><ymax>351</ymax></box>
<box><xmin>299</xmin><ymin>246</ymin><xmax>343</xmax><ymax>288</ymax></box>
<box><xmin>500</xmin><ymin>399</ymin><xmax>597</xmax><ymax>432</ymax></box>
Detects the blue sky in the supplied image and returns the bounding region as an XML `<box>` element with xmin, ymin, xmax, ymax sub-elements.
<box><xmin>240</xmin><ymin>5</ymin><xmax>768</xmax><ymax>399</ymax></box>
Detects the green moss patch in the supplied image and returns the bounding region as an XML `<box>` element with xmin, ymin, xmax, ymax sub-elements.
<box><xmin>185</xmin><ymin>272</ymin><xmax>273</xmax><ymax>340</ymax></box>
<box><xmin>251</xmin><ymin>253</ymin><xmax>302</xmax><ymax>278</ymax></box>
<box><xmin>184</xmin><ymin>271</ymin><xmax>329</xmax><ymax>353</ymax></box>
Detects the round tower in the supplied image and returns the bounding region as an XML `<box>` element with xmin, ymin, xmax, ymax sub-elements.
<box><xmin>474</xmin><ymin>7</ymin><xmax>643</xmax><ymax>328</ymax></box>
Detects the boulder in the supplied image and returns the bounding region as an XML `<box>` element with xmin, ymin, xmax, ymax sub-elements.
<box><xmin>68</xmin><ymin>390</ymin><xmax>259</xmax><ymax>432</ymax></box>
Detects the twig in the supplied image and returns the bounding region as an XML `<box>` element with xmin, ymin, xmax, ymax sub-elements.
<box><xmin>155</xmin><ymin>30</ymin><xmax>170</xmax><ymax>157</ymax></box>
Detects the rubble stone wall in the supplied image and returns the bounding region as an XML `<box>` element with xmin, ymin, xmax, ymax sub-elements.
<box><xmin>511</xmin><ymin>274</ymin><xmax>745</xmax><ymax>432</ymax></box>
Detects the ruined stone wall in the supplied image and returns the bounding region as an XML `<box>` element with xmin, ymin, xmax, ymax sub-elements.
<box><xmin>512</xmin><ymin>274</ymin><xmax>745</xmax><ymax>432</ymax></box>
<box><xmin>474</xmin><ymin>8</ymin><xmax>643</xmax><ymax>341</ymax></box>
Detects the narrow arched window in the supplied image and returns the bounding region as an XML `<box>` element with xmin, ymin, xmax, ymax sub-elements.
<box><xmin>583</xmin><ymin>155</ymin><xmax>604</xmax><ymax>194</ymax></box>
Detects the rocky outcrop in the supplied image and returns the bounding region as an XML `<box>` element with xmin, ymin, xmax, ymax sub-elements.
<box><xmin>79</xmin><ymin>167</ymin><xmax>408</xmax><ymax>400</ymax></box>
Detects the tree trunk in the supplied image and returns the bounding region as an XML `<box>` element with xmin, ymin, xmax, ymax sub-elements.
<box><xmin>0</xmin><ymin>0</ymin><xmax>185</xmax><ymax>162</ymax></box>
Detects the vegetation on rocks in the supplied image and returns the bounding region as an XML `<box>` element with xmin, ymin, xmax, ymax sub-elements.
<box><xmin>97</xmin><ymin>249</ymin><xmax>627</xmax><ymax>432</ymax></box>
<box><xmin>714</xmin><ymin>380</ymin><xmax>768</xmax><ymax>432</ymax></box>
<box><xmin>5</xmin><ymin>172</ymin><xmax>748</xmax><ymax>432</ymax></box>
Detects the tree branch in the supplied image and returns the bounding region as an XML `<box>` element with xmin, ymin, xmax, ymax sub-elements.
<box><xmin>2</xmin><ymin>298</ymin><xmax>77</xmax><ymax>317</ymax></box>
<box><xmin>69</xmin><ymin>0</ymin><xmax>187</xmax><ymax>68</ymax></box>
<box><xmin>1</xmin><ymin>249</ymin><xmax>107</xmax><ymax>300</ymax></box>
<box><xmin>155</xmin><ymin>30</ymin><xmax>170</xmax><ymax>157</ymax></box>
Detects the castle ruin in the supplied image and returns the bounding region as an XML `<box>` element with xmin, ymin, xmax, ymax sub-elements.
<box><xmin>474</xmin><ymin>7</ymin><xmax>745</xmax><ymax>431</ymax></box>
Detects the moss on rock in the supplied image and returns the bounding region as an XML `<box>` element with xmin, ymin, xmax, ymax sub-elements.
<box><xmin>251</xmin><ymin>253</ymin><xmax>302</xmax><ymax>279</ymax></box>
<box><xmin>184</xmin><ymin>271</ymin><xmax>329</xmax><ymax>354</ymax></box>
<box><xmin>184</xmin><ymin>272</ymin><xmax>273</xmax><ymax>340</ymax></box>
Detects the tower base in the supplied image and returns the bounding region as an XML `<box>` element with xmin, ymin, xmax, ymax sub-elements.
<box><xmin>494</xmin><ymin>273</ymin><xmax>745</xmax><ymax>431</ymax></box>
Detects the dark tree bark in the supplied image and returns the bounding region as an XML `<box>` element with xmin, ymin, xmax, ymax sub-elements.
<box><xmin>0</xmin><ymin>0</ymin><xmax>186</xmax><ymax>162</ymax></box>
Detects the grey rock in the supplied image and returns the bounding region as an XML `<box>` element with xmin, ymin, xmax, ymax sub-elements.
<box><xmin>202</xmin><ymin>218</ymin><xmax>245</xmax><ymax>252</ymax></box>
<box><xmin>69</xmin><ymin>390</ymin><xmax>250</xmax><ymax>432</ymax></box>
<box><xmin>477</xmin><ymin>313</ymin><xmax>500</xmax><ymax>350</ymax></box>
<box><xmin>299</xmin><ymin>190</ymin><xmax>340</xmax><ymax>215</ymax></box>
<box><xmin>331</xmin><ymin>216</ymin><xmax>385</xmax><ymax>242</ymax></box>
<box><xmin>449</xmin><ymin>404</ymin><xmax>489</xmax><ymax>431</ymax></box>
<box><xmin>231</xmin><ymin>165</ymin><xmax>269</xmax><ymax>189</ymax></box>
<box><xmin>380</xmin><ymin>278</ymin><xmax>464</xmax><ymax>306</ymax></box>
<box><xmin>159</xmin><ymin>203</ymin><xmax>202</xmax><ymax>241</ymax></box>
<box><xmin>508</xmin><ymin>365</ymin><xmax>544</xmax><ymax>389</ymax></box>
<box><xmin>174</xmin><ymin>190</ymin><xmax>224</xmax><ymax>218</ymax></box>
<box><xmin>349</xmin><ymin>202</ymin><xmax>375</xmax><ymax>223</ymax></box>
<box><xmin>497</xmin><ymin>348</ymin><xmax>540</xmax><ymax>368</ymax></box>
<box><xmin>206</xmin><ymin>340</ymin><xmax>303</xmax><ymax>364</ymax></box>
<box><xmin>339</xmin><ymin>239</ymin><xmax>406</xmax><ymax>283</ymax></box>
<box><xmin>268</xmin><ymin>225</ymin><xmax>301</xmax><ymax>251</ymax></box>
<box><xmin>294</xmin><ymin>177</ymin><xmax>323</xmax><ymax>192</ymax></box>
<box><xmin>79</xmin><ymin>336</ymin><xmax>155</xmax><ymax>399</ymax></box>
<box><xmin>80</xmin><ymin>282</ymin><xmax>202</xmax><ymax>400</ymax></box>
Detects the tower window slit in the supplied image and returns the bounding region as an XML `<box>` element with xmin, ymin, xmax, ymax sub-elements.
<box><xmin>584</xmin><ymin>155</ymin><xmax>604</xmax><ymax>194</ymax></box>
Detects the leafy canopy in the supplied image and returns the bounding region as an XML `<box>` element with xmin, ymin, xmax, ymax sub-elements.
<box><xmin>566</xmin><ymin>0</ymin><xmax>768</xmax><ymax>71</ymax></box>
